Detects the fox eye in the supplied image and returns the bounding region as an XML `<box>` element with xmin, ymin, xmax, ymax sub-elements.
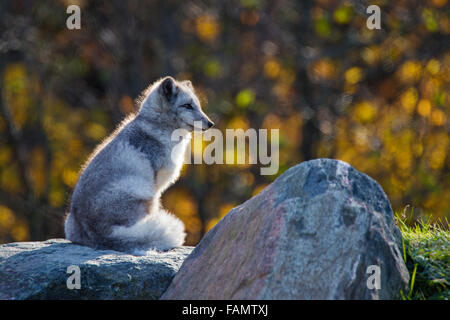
<box><xmin>180</xmin><ymin>104</ymin><xmax>193</xmax><ymax>110</ymax></box>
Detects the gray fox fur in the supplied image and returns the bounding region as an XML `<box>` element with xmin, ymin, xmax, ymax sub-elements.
<box><xmin>64</xmin><ymin>77</ymin><xmax>214</xmax><ymax>254</ymax></box>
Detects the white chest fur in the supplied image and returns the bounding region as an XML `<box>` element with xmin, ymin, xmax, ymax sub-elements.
<box><xmin>154</xmin><ymin>135</ymin><xmax>190</xmax><ymax>195</ymax></box>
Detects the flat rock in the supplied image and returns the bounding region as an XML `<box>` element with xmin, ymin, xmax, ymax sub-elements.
<box><xmin>0</xmin><ymin>239</ymin><xmax>193</xmax><ymax>299</ymax></box>
<box><xmin>161</xmin><ymin>159</ymin><xmax>410</xmax><ymax>300</ymax></box>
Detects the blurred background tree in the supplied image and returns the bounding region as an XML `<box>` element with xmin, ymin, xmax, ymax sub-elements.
<box><xmin>0</xmin><ymin>0</ymin><xmax>448</xmax><ymax>245</ymax></box>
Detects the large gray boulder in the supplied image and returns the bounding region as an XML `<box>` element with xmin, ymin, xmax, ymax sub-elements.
<box><xmin>162</xmin><ymin>159</ymin><xmax>410</xmax><ymax>300</ymax></box>
<box><xmin>0</xmin><ymin>239</ymin><xmax>193</xmax><ymax>299</ymax></box>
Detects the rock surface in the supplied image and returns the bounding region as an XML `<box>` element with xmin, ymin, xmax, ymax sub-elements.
<box><xmin>162</xmin><ymin>159</ymin><xmax>410</xmax><ymax>300</ymax></box>
<box><xmin>0</xmin><ymin>239</ymin><xmax>193</xmax><ymax>299</ymax></box>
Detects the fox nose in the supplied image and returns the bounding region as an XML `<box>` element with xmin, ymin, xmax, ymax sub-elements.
<box><xmin>207</xmin><ymin>121</ymin><xmax>214</xmax><ymax>128</ymax></box>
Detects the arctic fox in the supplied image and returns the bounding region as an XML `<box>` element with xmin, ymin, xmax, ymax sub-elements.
<box><xmin>64</xmin><ymin>77</ymin><xmax>214</xmax><ymax>253</ymax></box>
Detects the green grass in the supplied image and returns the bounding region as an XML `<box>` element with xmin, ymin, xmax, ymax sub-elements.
<box><xmin>396</xmin><ymin>213</ymin><xmax>449</xmax><ymax>300</ymax></box>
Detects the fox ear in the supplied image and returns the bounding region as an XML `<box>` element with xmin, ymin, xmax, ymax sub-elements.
<box><xmin>183</xmin><ymin>80</ymin><xmax>193</xmax><ymax>89</ymax></box>
<box><xmin>160</xmin><ymin>77</ymin><xmax>177</xmax><ymax>101</ymax></box>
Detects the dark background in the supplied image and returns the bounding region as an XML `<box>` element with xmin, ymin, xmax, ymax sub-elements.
<box><xmin>0</xmin><ymin>0</ymin><xmax>448</xmax><ymax>245</ymax></box>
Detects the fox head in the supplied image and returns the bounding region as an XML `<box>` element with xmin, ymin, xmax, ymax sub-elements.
<box><xmin>140</xmin><ymin>76</ymin><xmax>214</xmax><ymax>132</ymax></box>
